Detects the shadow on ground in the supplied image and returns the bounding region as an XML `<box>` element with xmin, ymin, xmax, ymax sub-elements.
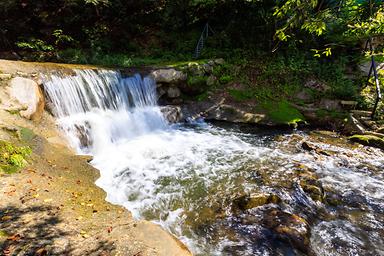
<box><xmin>0</xmin><ymin>205</ymin><xmax>114</xmax><ymax>255</ymax></box>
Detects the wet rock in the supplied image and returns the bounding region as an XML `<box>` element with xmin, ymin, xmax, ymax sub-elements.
<box><xmin>343</xmin><ymin>113</ymin><xmax>366</xmax><ymax>135</ymax></box>
<box><xmin>294</xmin><ymin>164</ymin><xmax>324</xmax><ymax>202</ymax></box>
<box><xmin>262</xmin><ymin>208</ymin><xmax>311</xmax><ymax>254</ymax></box>
<box><xmin>8</xmin><ymin>77</ymin><xmax>45</xmax><ymax>121</ymax></box>
<box><xmin>233</xmin><ymin>193</ymin><xmax>281</xmax><ymax>211</ymax></box>
<box><xmin>74</xmin><ymin>124</ymin><xmax>92</xmax><ymax>148</ymax></box>
<box><xmin>206</xmin><ymin>104</ymin><xmax>266</xmax><ymax>124</ymax></box>
<box><xmin>349</xmin><ymin>134</ymin><xmax>384</xmax><ymax>150</ymax></box>
<box><xmin>0</xmin><ymin>74</ymin><xmax>12</xmax><ymax>81</ymax></box>
<box><xmin>324</xmin><ymin>189</ymin><xmax>343</xmax><ymax>207</ymax></box>
<box><xmin>167</xmin><ymin>87</ymin><xmax>181</xmax><ymax>98</ymax></box>
<box><xmin>157</xmin><ymin>86</ymin><xmax>167</xmax><ymax>99</ymax></box>
<box><xmin>302</xmin><ymin>141</ymin><xmax>315</xmax><ymax>151</ymax></box>
<box><xmin>300</xmin><ymin>182</ymin><xmax>324</xmax><ymax>202</ymax></box>
<box><xmin>149</xmin><ymin>69</ymin><xmax>187</xmax><ymax>84</ymax></box>
<box><xmin>160</xmin><ymin>105</ymin><xmax>183</xmax><ymax>123</ymax></box>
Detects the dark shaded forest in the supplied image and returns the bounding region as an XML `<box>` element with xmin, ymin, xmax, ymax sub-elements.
<box><xmin>0</xmin><ymin>0</ymin><xmax>383</xmax><ymax>115</ymax></box>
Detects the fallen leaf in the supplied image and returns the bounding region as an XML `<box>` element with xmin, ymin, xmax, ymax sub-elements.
<box><xmin>7</xmin><ymin>234</ymin><xmax>21</xmax><ymax>241</ymax></box>
<box><xmin>35</xmin><ymin>248</ymin><xmax>48</xmax><ymax>256</ymax></box>
<box><xmin>1</xmin><ymin>216</ymin><xmax>12</xmax><ymax>221</ymax></box>
<box><xmin>4</xmin><ymin>189</ymin><xmax>16</xmax><ymax>196</ymax></box>
<box><xmin>2</xmin><ymin>245</ymin><xmax>15</xmax><ymax>256</ymax></box>
<box><xmin>80</xmin><ymin>230</ymin><xmax>89</xmax><ymax>238</ymax></box>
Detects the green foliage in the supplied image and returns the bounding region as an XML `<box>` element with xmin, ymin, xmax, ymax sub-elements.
<box><xmin>187</xmin><ymin>76</ymin><xmax>207</xmax><ymax>87</ymax></box>
<box><xmin>0</xmin><ymin>140</ymin><xmax>31</xmax><ymax>174</ymax></box>
<box><xmin>9</xmin><ymin>154</ymin><xmax>25</xmax><ymax>167</ymax></box>
<box><xmin>228</xmin><ymin>89</ymin><xmax>253</xmax><ymax>101</ymax></box>
<box><xmin>274</xmin><ymin>0</ymin><xmax>384</xmax><ymax>55</ymax></box>
<box><xmin>16</xmin><ymin>39</ymin><xmax>54</xmax><ymax>52</ymax></box>
<box><xmin>263</xmin><ymin>101</ymin><xmax>304</xmax><ymax>125</ymax></box>
<box><xmin>219</xmin><ymin>75</ymin><xmax>233</xmax><ymax>84</ymax></box>
<box><xmin>316</xmin><ymin>109</ymin><xmax>348</xmax><ymax>120</ymax></box>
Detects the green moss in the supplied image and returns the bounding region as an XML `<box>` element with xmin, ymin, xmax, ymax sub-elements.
<box><xmin>228</xmin><ymin>89</ymin><xmax>253</xmax><ymax>101</ymax></box>
<box><xmin>196</xmin><ymin>91</ymin><xmax>209</xmax><ymax>102</ymax></box>
<box><xmin>0</xmin><ymin>140</ymin><xmax>32</xmax><ymax>174</ymax></box>
<box><xmin>219</xmin><ymin>75</ymin><xmax>233</xmax><ymax>84</ymax></box>
<box><xmin>19</xmin><ymin>127</ymin><xmax>36</xmax><ymax>141</ymax></box>
<box><xmin>0</xmin><ymin>230</ymin><xmax>9</xmax><ymax>237</ymax></box>
<box><xmin>187</xmin><ymin>76</ymin><xmax>207</xmax><ymax>87</ymax></box>
<box><xmin>349</xmin><ymin>135</ymin><xmax>384</xmax><ymax>149</ymax></box>
<box><xmin>316</xmin><ymin>109</ymin><xmax>348</xmax><ymax>120</ymax></box>
<box><xmin>264</xmin><ymin>101</ymin><xmax>304</xmax><ymax>125</ymax></box>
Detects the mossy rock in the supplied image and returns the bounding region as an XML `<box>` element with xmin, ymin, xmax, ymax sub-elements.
<box><xmin>264</xmin><ymin>101</ymin><xmax>305</xmax><ymax>126</ymax></box>
<box><xmin>180</xmin><ymin>76</ymin><xmax>208</xmax><ymax>96</ymax></box>
<box><xmin>233</xmin><ymin>193</ymin><xmax>281</xmax><ymax>211</ymax></box>
<box><xmin>349</xmin><ymin>134</ymin><xmax>384</xmax><ymax>150</ymax></box>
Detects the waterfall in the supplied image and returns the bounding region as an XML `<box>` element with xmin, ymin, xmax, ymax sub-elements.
<box><xmin>43</xmin><ymin>69</ymin><xmax>167</xmax><ymax>154</ymax></box>
<box><xmin>42</xmin><ymin>69</ymin><xmax>384</xmax><ymax>256</ymax></box>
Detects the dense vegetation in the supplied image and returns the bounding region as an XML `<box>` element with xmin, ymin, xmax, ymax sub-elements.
<box><xmin>0</xmin><ymin>0</ymin><xmax>383</xmax><ymax>115</ymax></box>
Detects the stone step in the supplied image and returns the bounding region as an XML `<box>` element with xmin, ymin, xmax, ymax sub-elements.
<box><xmin>340</xmin><ymin>100</ymin><xmax>357</xmax><ymax>107</ymax></box>
<box><xmin>350</xmin><ymin>110</ymin><xmax>372</xmax><ymax>117</ymax></box>
<box><xmin>361</xmin><ymin>120</ymin><xmax>378</xmax><ymax>130</ymax></box>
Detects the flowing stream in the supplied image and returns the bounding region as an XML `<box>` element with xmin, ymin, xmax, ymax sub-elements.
<box><xmin>43</xmin><ymin>70</ymin><xmax>384</xmax><ymax>255</ymax></box>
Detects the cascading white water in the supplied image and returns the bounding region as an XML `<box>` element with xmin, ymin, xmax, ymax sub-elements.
<box><xmin>43</xmin><ymin>69</ymin><xmax>384</xmax><ymax>256</ymax></box>
<box><xmin>43</xmin><ymin>70</ymin><xmax>167</xmax><ymax>154</ymax></box>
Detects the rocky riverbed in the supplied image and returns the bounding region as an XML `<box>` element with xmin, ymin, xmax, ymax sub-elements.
<box><xmin>0</xmin><ymin>59</ymin><xmax>383</xmax><ymax>255</ymax></box>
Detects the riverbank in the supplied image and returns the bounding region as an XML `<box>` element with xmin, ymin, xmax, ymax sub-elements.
<box><xmin>0</xmin><ymin>57</ymin><xmax>382</xmax><ymax>255</ymax></box>
<box><xmin>0</xmin><ymin>60</ymin><xmax>190</xmax><ymax>255</ymax></box>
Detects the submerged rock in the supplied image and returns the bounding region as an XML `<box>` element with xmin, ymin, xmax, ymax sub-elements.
<box><xmin>262</xmin><ymin>208</ymin><xmax>311</xmax><ymax>254</ymax></box>
<box><xmin>233</xmin><ymin>193</ymin><xmax>281</xmax><ymax>211</ymax></box>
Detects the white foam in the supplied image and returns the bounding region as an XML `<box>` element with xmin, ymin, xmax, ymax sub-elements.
<box><xmin>43</xmin><ymin>70</ymin><xmax>384</xmax><ymax>255</ymax></box>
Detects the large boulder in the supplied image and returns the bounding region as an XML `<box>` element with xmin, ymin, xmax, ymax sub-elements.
<box><xmin>149</xmin><ymin>69</ymin><xmax>187</xmax><ymax>84</ymax></box>
<box><xmin>8</xmin><ymin>77</ymin><xmax>45</xmax><ymax>121</ymax></box>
